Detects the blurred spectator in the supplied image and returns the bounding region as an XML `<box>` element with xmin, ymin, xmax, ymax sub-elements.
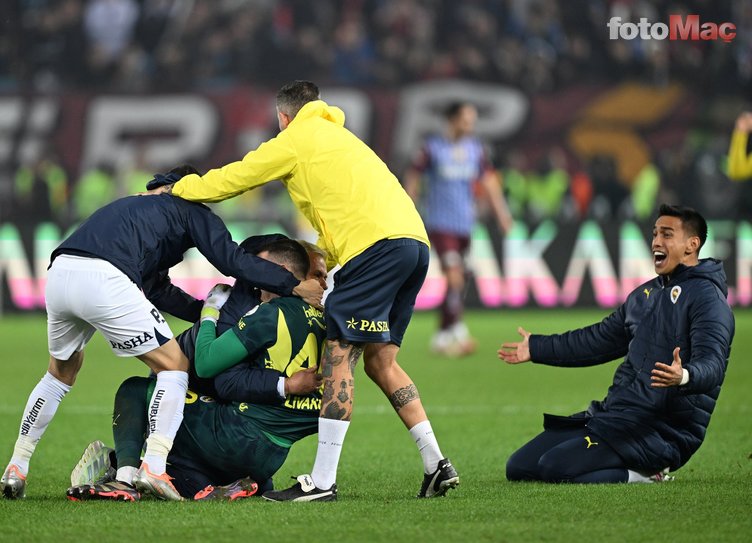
<box><xmin>119</xmin><ymin>146</ymin><xmax>153</xmax><ymax>197</ymax></box>
<box><xmin>727</xmin><ymin>111</ymin><xmax>752</xmax><ymax>181</ymax></box>
<box><xmin>566</xmin><ymin>169</ymin><xmax>594</xmax><ymax>221</ymax></box>
<box><xmin>588</xmin><ymin>154</ymin><xmax>631</xmax><ymax>221</ymax></box>
<box><xmin>500</xmin><ymin>151</ymin><xmax>529</xmax><ymax>220</ymax></box>
<box><xmin>331</xmin><ymin>17</ymin><xmax>376</xmax><ymax>84</ymax></box>
<box><xmin>526</xmin><ymin>148</ymin><xmax>569</xmax><ymax>223</ymax></box>
<box><xmin>13</xmin><ymin>154</ymin><xmax>69</xmax><ymax>226</ymax></box>
<box><xmin>630</xmin><ymin>160</ymin><xmax>661</xmax><ymax>222</ymax></box>
<box><xmin>84</xmin><ymin>0</ymin><xmax>139</xmax><ymax>61</ymax></box>
<box><xmin>71</xmin><ymin>163</ymin><xmax>116</xmax><ymax>221</ymax></box>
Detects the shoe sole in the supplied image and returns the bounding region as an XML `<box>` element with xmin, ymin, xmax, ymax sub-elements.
<box><xmin>226</xmin><ymin>489</ymin><xmax>258</xmax><ymax>501</ymax></box>
<box><xmin>194</xmin><ymin>484</ymin><xmax>258</xmax><ymax>501</ymax></box>
<box><xmin>133</xmin><ymin>480</ymin><xmax>183</xmax><ymax>501</ymax></box>
<box><xmin>262</xmin><ymin>491</ymin><xmax>336</xmax><ymax>502</ymax></box>
<box><xmin>66</xmin><ymin>490</ymin><xmax>137</xmax><ymax>502</ymax></box>
<box><xmin>431</xmin><ymin>476</ymin><xmax>460</xmax><ymax>497</ymax></box>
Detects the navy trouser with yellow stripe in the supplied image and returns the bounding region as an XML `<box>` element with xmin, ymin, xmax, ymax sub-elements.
<box><xmin>113</xmin><ymin>376</ymin><xmax>286</xmax><ymax>498</ymax></box>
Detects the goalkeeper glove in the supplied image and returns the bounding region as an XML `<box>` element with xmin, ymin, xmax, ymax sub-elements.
<box><xmin>200</xmin><ymin>283</ymin><xmax>232</xmax><ymax>323</ymax></box>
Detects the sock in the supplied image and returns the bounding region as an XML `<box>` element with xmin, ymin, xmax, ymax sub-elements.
<box><xmin>142</xmin><ymin>434</ymin><xmax>173</xmax><ymax>475</ymax></box>
<box><xmin>116</xmin><ymin>466</ymin><xmax>138</xmax><ymax>485</ymax></box>
<box><xmin>409</xmin><ymin>420</ymin><xmax>443</xmax><ymax>474</ymax></box>
<box><xmin>451</xmin><ymin>321</ymin><xmax>470</xmax><ymax>342</ymax></box>
<box><xmin>9</xmin><ymin>372</ymin><xmax>71</xmax><ymax>475</ymax></box>
<box><xmin>141</xmin><ymin>370</ymin><xmax>188</xmax><ymax>474</ymax></box>
<box><xmin>113</xmin><ymin>377</ymin><xmax>150</xmax><ymax>471</ymax></box>
<box><xmin>310</xmin><ymin>418</ymin><xmax>350</xmax><ymax>489</ymax></box>
<box><xmin>627</xmin><ymin>470</ymin><xmax>653</xmax><ymax>483</ymax></box>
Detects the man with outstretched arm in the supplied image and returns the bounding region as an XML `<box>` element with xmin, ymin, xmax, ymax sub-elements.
<box><xmin>1</xmin><ymin>168</ymin><xmax>322</xmax><ymax>501</ymax></box>
<box><xmin>498</xmin><ymin>205</ymin><xmax>734</xmax><ymax>483</ymax></box>
<box><xmin>146</xmin><ymin>81</ymin><xmax>458</xmax><ymax>501</ymax></box>
<box><xmin>66</xmin><ymin>239</ymin><xmax>327</xmax><ymax>501</ymax></box>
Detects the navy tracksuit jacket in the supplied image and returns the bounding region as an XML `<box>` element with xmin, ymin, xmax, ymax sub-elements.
<box><xmin>530</xmin><ymin>259</ymin><xmax>735</xmax><ymax>471</ymax></box>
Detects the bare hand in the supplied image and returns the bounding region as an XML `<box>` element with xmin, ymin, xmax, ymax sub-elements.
<box><xmin>735</xmin><ymin>112</ymin><xmax>752</xmax><ymax>133</ymax></box>
<box><xmin>293</xmin><ymin>278</ymin><xmax>324</xmax><ymax>309</ymax></box>
<box><xmin>285</xmin><ymin>366</ymin><xmax>323</xmax><ymax>395</ymax></box>
<box><xmin>137</xmin><ymin>184</ymin><xmax>173</xmax><ymax>196</ymax></box>
<box><xmin>651</xmin><ymin>347</ymin><xmax>684</xmax><ymax>387</ymax></box>
<box><xmin>498</xmin><ymin>326</ymin><xmax>532</xmax><ymax>364</ymax></box>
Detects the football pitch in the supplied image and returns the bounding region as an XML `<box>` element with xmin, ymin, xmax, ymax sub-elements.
<box><xmin>0</xmin><ymin>309</ymin><xmax>750</xmax><ymax>542</ymax></box>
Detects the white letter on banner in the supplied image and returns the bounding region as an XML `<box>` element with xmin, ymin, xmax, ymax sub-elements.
<box><xmin>561</xmin><ymin>221</ymin><xmax>618</xmax><ymax>307</ymax></box>
<box><xmin>81</xmin><ymin>96</ymin><xmax>217</xmax><ymax>172</ymax></box>
<box><xmin>504</xmin><ymin>221</ymin><xmax>558</xmax><ymax>307</ymax></box>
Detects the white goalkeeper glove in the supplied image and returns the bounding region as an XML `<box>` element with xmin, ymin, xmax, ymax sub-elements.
<box><xmin>200</xmin><ymin>283</ymin><xmax>232</xmax><ymax>323</ymax></box>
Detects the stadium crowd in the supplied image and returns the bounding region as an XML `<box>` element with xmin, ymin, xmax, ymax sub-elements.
<box><xmin>0</xmin><ymin>0</ymin><xmax>750</xmax><ymax>228</ymax></box>
<box><xmin>1</xmin><ymin>0</ymin><xmax>750</xmax><ymax>92</ymax></box>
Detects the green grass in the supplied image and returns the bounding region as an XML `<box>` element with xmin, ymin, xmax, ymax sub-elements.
<box><xmin>1</xmin><ymin>309</ymin><xmax>750</xmax><ymax>542</ymax></box>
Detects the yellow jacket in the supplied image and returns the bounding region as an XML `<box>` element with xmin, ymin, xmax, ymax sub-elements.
<box><xmin>728</xmin><ymin>129</ymin><xmax>752</xmax><ymax>181</ymax></box>
<box><xmin>173</xmin><ymin>100</ymin><xmax>428</xmax><ymax>269</ymax></box>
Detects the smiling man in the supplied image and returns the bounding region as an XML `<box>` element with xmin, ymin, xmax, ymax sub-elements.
<box><xmin>497</xmin><ymin>204</ymin><xmax>735</xmax><ymax>484</ymax></box>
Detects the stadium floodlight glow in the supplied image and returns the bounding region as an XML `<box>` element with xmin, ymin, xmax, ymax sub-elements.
<box><xmin>607</xmin><ymin>15</ymin><xmax>736</xmax><ymax>43</ymax></box>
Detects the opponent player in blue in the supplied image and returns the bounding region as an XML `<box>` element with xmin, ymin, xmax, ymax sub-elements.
<box><xmin>405</xmin><ymin>101</ymin><xmax>513</xmax><ymax>356</ymax></box>
<box><xmin>1</xmin><ymin>167</ymin><xmax>323</xmax><ymax>501</ymax></box>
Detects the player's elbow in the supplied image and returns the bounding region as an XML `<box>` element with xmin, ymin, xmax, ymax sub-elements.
<box><xmin>193</xmin><ymin>359</ymin><xmax>216</xmax><ymax>379</ymax></box>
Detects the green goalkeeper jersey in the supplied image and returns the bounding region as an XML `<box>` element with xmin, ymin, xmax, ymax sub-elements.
<box><xmin>194</xmin><ymin>296</ymin><xmax>326</xmax><ymax>447</ymax></box>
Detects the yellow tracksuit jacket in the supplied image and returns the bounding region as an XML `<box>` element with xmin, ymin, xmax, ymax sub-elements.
<box><xmin>172</xmin><ymin>100</ymin><xmax>428</xmax><ymax>269</ymax></box>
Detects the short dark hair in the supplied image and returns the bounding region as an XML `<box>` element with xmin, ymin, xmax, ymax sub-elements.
<box><xmin>276</xmin><ymin>81</ymin><xmax>320</xmax><ymax>119</ymax></box>
<box><xmin>658</xmin><ymin>204</ymin><xmax>708</xmax><ymax>249</ymax></box>
<box><xmin>444</xmin><ymin>101</ymin><xmax>474</xmax><ymax>120</ymax></box>
<box><xmin>258</xmin><ymin>238</ymin><xmax>310</xmax><ymax>281</ymax></box>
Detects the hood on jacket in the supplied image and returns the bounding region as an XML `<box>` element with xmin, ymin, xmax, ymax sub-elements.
<box><xmin>291</xmin><ymin>100</ymin><xmax>346</xmax><ymax>127</ymax></box>
<box><xmin>664</xmin><ymin>258</ymin><xmax>728</xmax><ymax>298</ymax></box>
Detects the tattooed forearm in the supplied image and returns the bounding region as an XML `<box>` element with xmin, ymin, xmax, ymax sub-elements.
<box><xmin>389</xmin><ymin>384</ymin><xmax>420</xmax><ymax>411</ymax></box>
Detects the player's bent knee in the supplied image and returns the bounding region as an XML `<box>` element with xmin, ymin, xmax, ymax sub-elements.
<box><xmin>364</xmin><ymin>344</ymin><xmax>398</xmax><ymax>369</ymax></box>
<box><xmin>537</xmin><ymin>451</ymin><xmax>574</xmax><ymax>483</ymax></box>
<box><xmin>116</xmin><ymin>375</ymin><xmax>153</xmax><ymax>402</ymax></box>
<box><xmin>505</xmin><ymin>450</ymin><xmax>540</xmax><ymax>482</ymax></box>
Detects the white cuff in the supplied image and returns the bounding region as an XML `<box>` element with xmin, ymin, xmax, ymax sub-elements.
<box><xmin>680</xmin><ymin>368</ymin><xmax>690</xmax><ymax>386</ymax></box>
<box><xmin>277</xmin><ymin>377</ymin><xmax>286</xmax><ymax>398</ymax></box>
